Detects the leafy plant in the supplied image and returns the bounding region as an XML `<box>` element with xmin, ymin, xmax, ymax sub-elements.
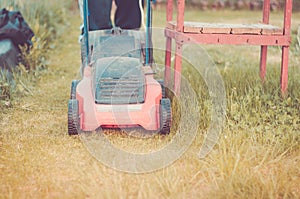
<box><xmin>0</xmin><ymin>0</ymin><xmax>71</xmax><ymax>107</ymax></box>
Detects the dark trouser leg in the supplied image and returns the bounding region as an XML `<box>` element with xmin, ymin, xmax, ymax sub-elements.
<box><xmin>88</xmin><ymin>0</ymin><xmax>112</xmax><ymax>30</ymax></box>
<box><xmin>114</xmin><ymin>0</ymin><xmax>142</xmax><ymax>29</ymax></box>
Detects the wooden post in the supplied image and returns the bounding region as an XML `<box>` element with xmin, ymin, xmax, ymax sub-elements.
<box><xmin>280</xmin><ymin>0</ymin><xmax>293</xmax><ymax>94</ymax></box>
<box><xmin>176</xmin><ymin>0</ymin><xmax>185</xmax><ymax>32</ymax></box>
<box><xmin>165</xmin><ymin>0</ymin><xmax>173</xmax><ymax>86</ymax></box>
<box><xmin>165</xmin><ymin>37</ymin><xmax>172</xmax><ymax>87</ymax></box>
<box><xmin>173</xmin><ymin>0</ymin><xmax>185</xmax><ymax>94</ymax></box>
<box><xmin>262</xmin><ymin>0</ymin><xmax>270</xmax><ymax>23</ymax></box>
<box><xmin>281</xmin><ymin>47</ymin><xmax>289</xmax><ymax>94</ymax></box>
<box><xmin>260</xmin><ymin>0</ymin><xmax>270</xmax><ymax>82</ymax></box>
<box><xmin>174</xmin><ymin>42</ymin><xmax>183</xmax><ymax>94</ymax></box>
<box><xmin>166</xmin><ymin>0</ymin><xmax>173</xmax><ymax>22</ymax></box>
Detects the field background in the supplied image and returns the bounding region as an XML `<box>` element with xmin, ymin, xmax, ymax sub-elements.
<box><xmin>0</xmin><ymin>0</ymin><xmax>300</xmax><ymax>198</ymax></box>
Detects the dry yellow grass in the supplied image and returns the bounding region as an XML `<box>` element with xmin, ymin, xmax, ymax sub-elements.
<box><xmin>1</xmin><ymin>7</ymin><xmax>300</xmax><ymax>199</ymax></box>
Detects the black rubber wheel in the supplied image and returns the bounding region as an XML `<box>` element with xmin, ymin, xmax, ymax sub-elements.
<box><xmin>70</xmin><ymin>80</ymin><xmax>80</xmax><ymax>99</ymax></box>
<box><xmin>160</xmin><ymin>98</ymin><xmax>172</xmax><ymax>134</ymax></box>
<box><xmin>68</xmin><ymin>99</ymin><xmax>80</xmax><ymax>135</ymax></box>
<box><xmin>157</xmin><ymin>79</ymin><xmax>166</xmax><ymax>98</ymax></box>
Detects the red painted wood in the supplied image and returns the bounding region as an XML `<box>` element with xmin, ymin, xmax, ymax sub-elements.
<box><xmin>281</xmin><ymin>46</ymin><xmax>289</xmax><ymax>93</ymax></box>
<box><xmin>167</xmin><ymin>21</ymin><xmax>283</xmax><ymax>35</ymax></box>
<box><xmin>283</xmin><ymin>0</ymin><xmax>293</xmax><ymax>36</ymax></box>
<box><xmin>174</xmin><ymin>42</ymin><xmax>183</xmax><ymax>94</ymax></box>
<box><xmin>166</xmin><ymin>0</ymin><xmax>173</xmax><ymax>22</ymax></box>
<box><xmin>260</xmin><ymin>0</ymin><xmax>270</xmax><ymax>82</ymax></box>
<box><xmin>176</xmin><ymin>0</ymin><xmax>185</xmax><ymax>32</ymax></box>
<box><xmin>165</xmin><ymin>0</ymin><xmax>293</xmax><ymax>94</ymax></box>
<box><xmin>260</xmin><ymin>46</ymin><xmax>268</xmax><ymax>81</ymax></box>
<box><xmin>165</xmin><ymin>30</ymin><xmax>291</xmax><ymax>46</ymax></box>
<box><xmin>262</xmin><ymin>0</ymin><xmax>270</xmax><ymax>24</ymax></box>
<box><xmin>165</xmin><ymin>37</ymin><xmax>172</xmax><ymax>86</ymax></box>
<box><xmin>280</xmin><ymin>0</ymin><xmax>293</xmax><ymax>94</ymax></box>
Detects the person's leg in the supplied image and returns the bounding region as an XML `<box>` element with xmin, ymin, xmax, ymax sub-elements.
<box><xmin>114</xmin><ymin>0</ymin><xmax>142</xmax><ymax>29</ymax></box>
<box><xmin>88</xmin><ymin>0</ymin><xmax>112</xmax><ymax>30</ymax></box>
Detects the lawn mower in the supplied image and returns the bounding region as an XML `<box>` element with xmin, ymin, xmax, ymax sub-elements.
<box><xmin>68</xmin><ymin>0</ymin><xmax>172</xmax><ymax>135</ymax></box>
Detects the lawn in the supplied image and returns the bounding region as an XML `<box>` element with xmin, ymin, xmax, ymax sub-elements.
<box><xmin>0</xmin><ymin>1</ymin><xmax>299</xmax><ymax>198</ymax></box>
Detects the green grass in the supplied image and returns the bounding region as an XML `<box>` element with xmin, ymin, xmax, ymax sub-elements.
<box><xmin>0</xmin><ymin>3</ymin><xmax>300</xmax><ymax>198</ymax></box>
<box><xmin>0</xmin><ymin>0</ymin><xmax>71</xmax><ymax>108</ymax></box>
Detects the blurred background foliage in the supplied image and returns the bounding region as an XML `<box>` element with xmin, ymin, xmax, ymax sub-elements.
<box><xmin>0</xmin><ymin>0</ymin><xmax>73</xmax><ymax>107</ymax></box>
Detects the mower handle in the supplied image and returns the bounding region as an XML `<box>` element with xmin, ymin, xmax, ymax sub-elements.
<box><xmin>81</xmin><ymin>0</ymin><xmax>153</xmax><ymax>67</ymax></box>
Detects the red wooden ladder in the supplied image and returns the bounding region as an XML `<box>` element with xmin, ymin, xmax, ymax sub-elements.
<box><xmin>164</xmin><ymin>0</ymin><xmax>293</xmax><ymax>94</ymax></box>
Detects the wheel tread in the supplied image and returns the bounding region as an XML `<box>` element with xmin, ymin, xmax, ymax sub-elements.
<box><xmin>68</xmin><ymin>99</ymin><xmax>79</xmax><ymax>135</ymax></box>
<box><xmin>160</xmin><ymin>98</ymin><xmax>172</xmax><ymax>134</ymax></box>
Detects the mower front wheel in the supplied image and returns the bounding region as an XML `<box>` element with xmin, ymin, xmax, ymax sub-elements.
<box><xmin>157</xmin><ymin>80</ymin><xmax>166</xmax><ymax>98</ymax></box>
<box><xmin>159</xmin><ymin>98</ymin><xmax>172</xmax><ymax>134</ymax></box>
<box><xmin>70</xmin><ymin>80</ymin><xmax>80</xmax><ymax>99</ymax></box>
<box><xmin>68</xmin><ymin>99</ymin><xmax>80</xmax><ymax>135</ymax></box>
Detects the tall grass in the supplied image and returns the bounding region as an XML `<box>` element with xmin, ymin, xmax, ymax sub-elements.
<box><xmin>0</xmin><ymin>0</ymin><xmax>72</xmax><ymax>107</ymax></box>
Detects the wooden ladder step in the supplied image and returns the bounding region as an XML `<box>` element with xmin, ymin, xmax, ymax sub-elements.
<box><xmin>167</xmin><ymin>21</ymin><xmax>283</xmax><ymax>35</ymax></box>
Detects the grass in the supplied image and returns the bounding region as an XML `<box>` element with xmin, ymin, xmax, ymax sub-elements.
<box><xmin>0</xmin><ymin>0</ymin><xmax>71</xmax><ymax>108</ymax></box>
<box><xmin>0</xmin><ymin>3</ymin><xmax>300</xmax><ymax>199</ymax></box>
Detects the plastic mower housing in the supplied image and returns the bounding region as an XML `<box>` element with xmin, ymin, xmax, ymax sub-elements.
<box><xmin>68</xmin><ymin>29</ymin><xmax>172</xmax><ymax>135</ymax></box>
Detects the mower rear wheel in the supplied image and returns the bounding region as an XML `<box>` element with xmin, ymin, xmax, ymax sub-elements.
<box><xmin>160</xmin><ymin>98</ymin><xmax>172</xmax><ymax>134</ymax></box>
<box><xmin>157</xmin><ymin>80</ymin><xmax>166</xmax><ymax>98</ymax></box>
<box><xmin>70</xmin><ymin>80</ymin><xmax>79</xmax><ymax>99</ymax></box>
<box><xmin>68</xmin><ymin>99</ymin><xmax>80</xmax><ymax>135</ymax></box>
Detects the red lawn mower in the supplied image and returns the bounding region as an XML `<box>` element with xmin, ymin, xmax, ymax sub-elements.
<box><xmin>68</xmin><ymin>0</ymin><xmax>172</xmax><ymax>135</ymax></box>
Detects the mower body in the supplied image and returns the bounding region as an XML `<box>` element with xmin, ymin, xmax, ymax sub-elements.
<box><xmin>68</xmin><ymin>29</ymin><xmax>171</xmax><ymax>134</ymax></box>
